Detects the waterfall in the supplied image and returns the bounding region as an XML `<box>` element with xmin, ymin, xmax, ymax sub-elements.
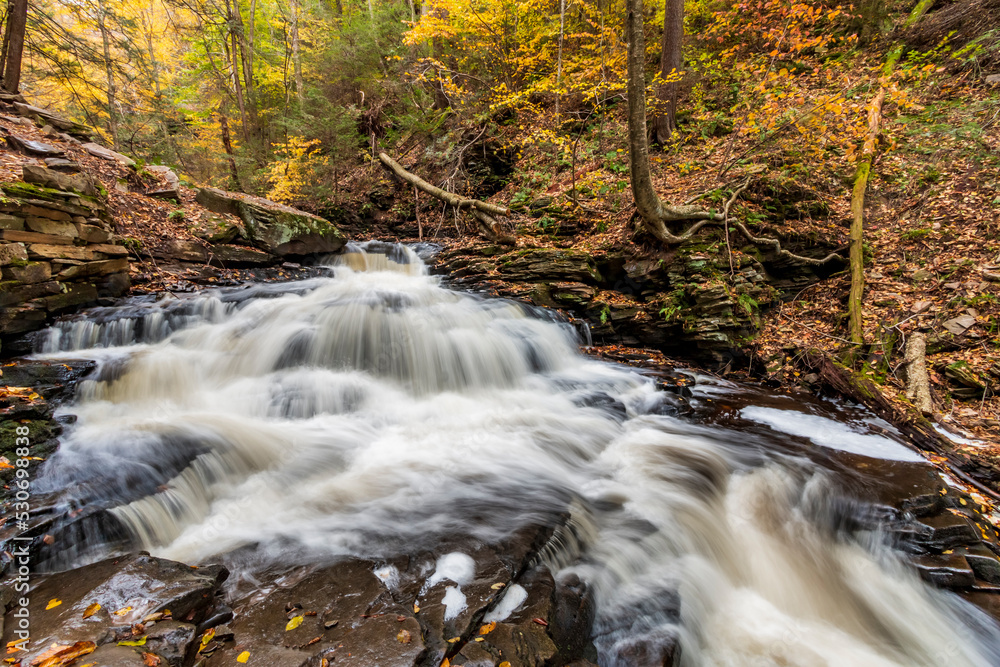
<box><xmin>31</xmin><ymin>241</ymin><xmax>1000</xmax><ymax>666</ymax></box>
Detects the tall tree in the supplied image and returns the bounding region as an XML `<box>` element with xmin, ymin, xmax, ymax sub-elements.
<box><xmin>1</xmin><ymin>0</ymin><xmax>29</xmax><ymax>93</ymax></box>
<box><xmin>625</xmin><ymin>0</ymin><xmax>719</xmax><ymax>243</ymax></box>
<box><xmin>650</xmin><ymin>0</ymin><xmax>682</xmax><ymax>144</ymax></box>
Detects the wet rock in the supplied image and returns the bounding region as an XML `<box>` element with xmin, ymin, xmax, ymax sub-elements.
<box><xmin>145</xmin><ymin>620</ymin><xmax>198</xmax><ymax>666</ymax></box>
<box><xmin>912</xmin><ymin>553</ymin><xmax>976</xmax><ymax>588</ymax></box>
<box><xmin>0</xmin><ymin>554</ymin><xmax>227</xmax><ymax>665</ymax></box>
<box><xmin>961</xmin><ymin>545</ymin><xmax>1000</xmax><ymax>584</ymax></box>
<box><xmin>22</xmin><ymin>164</ymin><xmax>100</xmax><ymax>197</ymax></box>
<box><xmin>0</xmin><ymin>358</ymin><xmax>95</xmax><ymax>397</ymax></box>
<box><xmin>83</xmin><ymin>644</ymin><xmax>151</xmax><ymax>666</ymax></box>
<box><xmin>196</xmin><ymin>188</ymin><xmax>345</xmax><ymax>257</ymax></box>
<box><xmin>550</xmin><ymin>572</ymin><xmax>596</xmax><ymax>663</ymax></box>
<box><xmin>204</xmin><ymin>559</ymin><xmax>423</xmax><ymax>667</ymax></box>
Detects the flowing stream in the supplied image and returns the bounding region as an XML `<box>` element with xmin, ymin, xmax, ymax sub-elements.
<box><xmin>28</xmin><ymin>242</ymin><xmax>1000</xmax><ymax>666</ymax></box>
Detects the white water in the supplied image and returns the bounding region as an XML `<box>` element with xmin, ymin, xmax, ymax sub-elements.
<box><xmin>33</xmin><ymin>243</ymin><xmax>1000</xmax><ymax>666</ymax></box>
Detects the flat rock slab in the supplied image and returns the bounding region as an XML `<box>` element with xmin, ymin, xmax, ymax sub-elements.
<box><xmin>82</xmin><ymin>142</ymin><xmax>136</xmax><ymax>167</ymax></box>
<box><xmin>5</xmin><ymin>135</ymin><xmax>65</xmax><ymax>157</ymax></box>
<box><xmin>23</xmin><ymin>164</ymin><xmax>100</xmax><ymax>197</ymax></box>
<box><xmin>0</xmin><ymin>554</ymin><xmax>227</xmax><ymax>665</ymax></box>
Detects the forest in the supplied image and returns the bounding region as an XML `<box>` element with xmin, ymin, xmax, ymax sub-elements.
<box><xmin>2</xmin><ymin>2</ymin><xmax>1000</xmax><ymax>666</ymax></box>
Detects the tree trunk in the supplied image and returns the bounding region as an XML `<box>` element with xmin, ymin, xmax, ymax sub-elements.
<box><xmin>218</xmin><ymin>110</ymin><xmax>242</xmax><ymax>190</ymax></box>
<box><xmin>904</xmin><ymin>333</ymin><xmax>933</xmax><ymax>415</ymax></box>
<box><xmin>1</xmin><ymin>0</ymin><xmax>27</xmax><ymax>93</ymax></box>
<box><xmin>97</xmin><ymin>0</ymin><xmax>119</xmax><ymax>147</ymax></box>
<box><xmin>651</xmin><ymin>0</ymin><xmax>682</xmax><ymax>145</ymax></box>
<box><xmin>555</xmin><ymin>0</ymin><xmax>565</xmax><ymax>118</ymax></box>
<box><xmin>291</xmin><ymin>0</ymin><xmax>303</xmax><ymax>105</ymax></box>
<box><xmin>847</xmin><ymin>0</ymin><xmax>935</xmax><ymax>344</ymax></box>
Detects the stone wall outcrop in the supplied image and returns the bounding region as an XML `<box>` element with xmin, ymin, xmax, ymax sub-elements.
<box><xmin>0</xmin><ymin>165</ymin><xmax>128</xmax><ymax>344</ymax></box>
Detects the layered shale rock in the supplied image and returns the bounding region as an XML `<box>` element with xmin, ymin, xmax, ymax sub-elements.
<box><xmin>0</xmin><ymin>166</ymin><xmax>128</xmax><ymax>344</ymax></box>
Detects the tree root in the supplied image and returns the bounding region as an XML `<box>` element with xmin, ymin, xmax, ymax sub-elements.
<box><xmin>644</xmin><ymin>178</ymin><xmax>845</xmax><ymax>268</ymax></box>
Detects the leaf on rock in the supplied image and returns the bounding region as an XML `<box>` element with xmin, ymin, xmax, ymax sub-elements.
<box><xmin>82</xmin><ymin>603</ymin><xmax>101</xmax><ymax>619</ymax></box>
<box><xmin>285</xmin><ymin>615</ymin><xmax>304</xmax><ymax>631</ymax></box>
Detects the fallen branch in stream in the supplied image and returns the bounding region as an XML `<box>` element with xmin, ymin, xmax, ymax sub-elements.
<box><xmin>378</xmin><ymin>152</ymin><xmax>515</xmax><ymax>244</ymax></box>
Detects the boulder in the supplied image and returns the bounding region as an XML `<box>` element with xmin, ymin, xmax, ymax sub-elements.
<box><xmin>0</xmin><ymin>242</ymin><xmax>28</xmax><ymax>265</ymax></box>
<box><xmin>82</xmin><ymin>142</ymin><xmax>136</xmax><ymax>167</ymax></box>
<box><xmin>22</xmin><ymin>164</ymin><xmax>100</xmax><ymax>196</ymax></box>
<box><xmin>196</xmin><ymin>187</ymin><xmax>345</xmax><ymax>256</ymax></box>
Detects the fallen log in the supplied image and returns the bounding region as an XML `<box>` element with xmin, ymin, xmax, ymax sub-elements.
<box><xmin>377</xmin><ymin>152</ymin><xmax>513</xmax><ymax>243</ymax></box>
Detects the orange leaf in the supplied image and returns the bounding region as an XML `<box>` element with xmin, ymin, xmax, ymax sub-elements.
<box><xmin>31</xmin><ymin>641</ymin><xmax>96</xmax><ymax>667</ymax></box>
<box><xmin>82</xmin><ymin>603</ymin><xmax>101</xmax><ymax>619</ymax></box>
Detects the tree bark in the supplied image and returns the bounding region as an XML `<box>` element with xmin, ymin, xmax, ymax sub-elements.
<box><xmin>96</xmin><ymin>0</ymin><xmax>119</xmax><ymax>147</ymax></box>
<box><xmin>651</xmin><ymin>0</ymin><xmax>682</xmax><ymax>144</ymax></box>
<box><xmin>378</xmin><ymin>152</ymin><xmax>512</xmax><ymax>242</ymax></box>
<box><xmin>291</xmin><ymin>0</ymin><xmax>303</xmax><ymax>105</ymax></box>
<box><xmin>1</xmin><ymin>0</ymin><xmax>27</xmax><ymax>93</ymax></box>
<box><xmin>847</xmin><ymin>0</ymin><xmax>934</xmax><ymax>344</ymax></box>
<box><xmin>218</xmin><ymin>110</ymin><xmax>242</xmax><ymax>190</ymax></box>
<box><xmin>555</xmin><ymin>0</ymin><xmax>565</xmax><ymax>117</ymax></box>
<box><xmin>904</xmin><ymin>333</ymin><xmax>933</xmax><ymax>415</ymax></box>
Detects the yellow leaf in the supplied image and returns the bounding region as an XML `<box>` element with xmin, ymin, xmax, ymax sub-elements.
<box><xmin>199</xmin><ymin>628</ymin><xmax>216</xmax><ymax>650</ymax></box>
<box><xmin>397</xmin><ymin>629</ymin><xmax>411</xmax><ymax>644</ymax></box>
<box><xmin>478</xmin><ymin>621</ymin><xmax>496</xmax><ymax>635</ymax></box>
<box><xmin>112</xmin><ymin>606</ymin><xmax>133</xmax><ymax>616</ymax></box>
<box><xmin>82</xmin><ymin>603</ymin><xmax>101</xmax><ymax>619</ymax></box>
<box><xmin>237</xmin><ymin>651</ymin><xmax>250</xmax><ymax>663</ymax></box>
<box><xmin>446</xmin><ymin>636</ymin><xmax>461</xmax><ymax>643</ymax></box>
<box><xmin>46</xmin><ymin>599</ymin><xmax>62</xmax><ymax>610</ymax></box>
<box><xmin>413</xmin><ymin>604</ymin><xmax>420</xmax><ymax>614</ymax></box>
<box><xmin>286</xmin><ymin>615</ymin><xmax>304</xmax><ymax>631</ymax></box>
<box><xmin>490</xmin><ymin>583</ymin><xmax>505</xmax><ymax>590</ymax></box>
<box><xmin>118</xmin><ymin>637</ymin><xmax>148</xmax><ymax>647</ymax></box>
<box><xmin>500</xmin><ymin>663</ymin><xmax>511</xmax><ymax>667</ymax></box>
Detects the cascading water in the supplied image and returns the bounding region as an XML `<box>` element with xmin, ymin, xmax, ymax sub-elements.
<box><xmin>28</xmin><ymin>241</ymin><xmax>1000</xmax><ymax>666</ymax></box>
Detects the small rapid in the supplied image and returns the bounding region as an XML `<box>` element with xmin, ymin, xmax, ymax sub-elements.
<box><xmin>28</xmin><ymin>242</ymin><xmax>1000</xmax><ymax>666</ymax></box>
